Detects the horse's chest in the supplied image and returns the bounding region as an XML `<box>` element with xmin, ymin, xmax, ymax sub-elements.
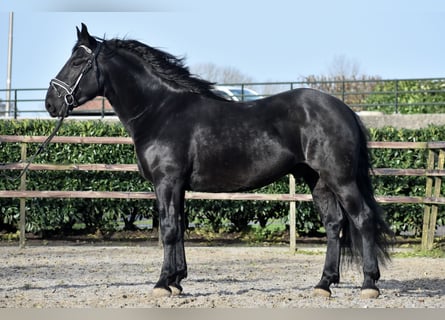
<box><xmin>135</xmin><ymin>142</ymin><xmax>188</xmax><ymax>182</ymax></box>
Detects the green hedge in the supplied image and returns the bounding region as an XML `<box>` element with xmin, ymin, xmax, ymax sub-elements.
<box><xmin>1</xmin><ymin>119</ymin><xmax>444</xmax><ymax>237</ymax></box>
<box><xmin>364</xmin><ymin>79</ymin><xmax>445</xmax><ymax>114</ymax></box>
<box><xmin>0</xmin><ymin>120</ymin><xmax>156</xmax><ymax>235</ymax></box>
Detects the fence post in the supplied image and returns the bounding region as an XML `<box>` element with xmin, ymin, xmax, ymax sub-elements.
<box><xmin>289</xmin><ymin>175</ymin><xmax>296</xmax><ymax>253</ymax></box>
<box><xmin>422</xmin><ymin>149</ymin><xmax>444</xmax><ymax>250</ymax></box>
<box><xmin>430</xmin><ymin>149</ymin><xmax>444</xmax><ymax>246</ymax></box>
<box><xmin>19</xmin><ymin>143</ymin><xmax>27</xmax><ymax>248</ymax></box>
<box><xmin>421</xmin><ymin>149</ymin><xmax>436</xmax><ymax>250</ymax></box>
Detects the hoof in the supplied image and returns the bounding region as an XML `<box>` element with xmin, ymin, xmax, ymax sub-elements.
<box><xmin>313</xmin><ymin>288</ymin><xmax>331</xmax><ymax>298</ymax></box>
<box><xmin>360</xmin><ymin>288</ymin><xmax>380</xmax><ymax>299</ymax></box>
<box><xmin>169</xmin><ymin>285</ymin><xmax>182</xmax><ymax>296</ymax></box>
<box><xmin>152</xmin><ymin>287</ymin><xmax>171</xmax><ymax>297</ymax></box>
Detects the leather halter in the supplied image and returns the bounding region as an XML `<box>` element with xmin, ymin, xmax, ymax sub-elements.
<box><xmin>50</xmin><ymin>42</ymin><xmax>102</xmax><ymax>115</ymax></box>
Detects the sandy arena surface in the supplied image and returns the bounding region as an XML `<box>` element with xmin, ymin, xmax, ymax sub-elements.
<box><xmin>0</xmin><ymin>245</ymin><xmax>444</xmax><ymax>308</ymax></box>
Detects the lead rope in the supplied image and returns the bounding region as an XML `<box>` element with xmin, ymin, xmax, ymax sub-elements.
<box><xmin>2</xmin><ymin>42</ymin><xmax>103</xmax><ymax>182</ymax></box>
<box><xmin>1</xmin><ymin>114</ymin><xmax>66</xmax><ymax>181</ymax></box>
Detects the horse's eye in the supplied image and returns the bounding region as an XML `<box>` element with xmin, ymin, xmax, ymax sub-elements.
<box><xmin>72</xmin><ymin>59</ymin><xmax>83</xmax><ymax>67</ymax></box>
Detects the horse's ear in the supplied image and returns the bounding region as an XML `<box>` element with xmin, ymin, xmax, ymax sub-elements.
<box><xmin>76</xmin><ymin>23</ymin><xmax>96</xmax><ymax>47</ymax></box>
<box><xmin>77</xmin><ymin>23</ymin><xmax>90</xmax><ymax>41</ymax></box>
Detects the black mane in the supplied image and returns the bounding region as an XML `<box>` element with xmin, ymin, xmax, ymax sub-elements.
<box><xmin>104</xmin><ymin>39</ymin><xmax>225</xmax><ymax>100</ymax></box>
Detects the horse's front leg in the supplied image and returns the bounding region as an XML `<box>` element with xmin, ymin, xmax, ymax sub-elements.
<box><xmin>152</xmin><ymin>180</ymin><xmax>187</xmax><ymax>297</ymax></box>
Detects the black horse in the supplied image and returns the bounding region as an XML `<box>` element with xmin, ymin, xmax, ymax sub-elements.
<box><xmin>45</xmin><ymin>24</ymin><xmax>392</xmax><ymax>299</ymax></box>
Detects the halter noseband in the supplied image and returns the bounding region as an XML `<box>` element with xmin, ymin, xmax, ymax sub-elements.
<box><xmin>50</xmin><ymin>42</ymin><xmax>102</xmax><ymax>115</ymax></box>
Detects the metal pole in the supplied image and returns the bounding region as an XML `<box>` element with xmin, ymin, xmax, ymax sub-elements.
<box><xmin>5</xmin><ymin>12</ymin><xmax>14</xmax><ymax>117</ymax></box>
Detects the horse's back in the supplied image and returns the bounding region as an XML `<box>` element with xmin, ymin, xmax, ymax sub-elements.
<box><xmin>185</xmin><ymin>88</ymin><xmax>361</xmax><ymax>192</ymax></box>
<box><xmin>251</xmin><ymin>88</ymin><xmax>361</xmax><ymax>151</ymax></box>
<box><xmin>136</xmin><ymin>87</ymin><xmax>363</xmax><ymax>192</ymax></box>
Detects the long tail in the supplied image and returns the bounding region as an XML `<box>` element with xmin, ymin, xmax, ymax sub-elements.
<box><xmin>341</xmin><ymin>114</ymin><xmax>394</xmax><ymax>265</ymax></box>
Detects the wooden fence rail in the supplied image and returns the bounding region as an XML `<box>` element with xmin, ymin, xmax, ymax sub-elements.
<box><xmin>1</xmin><ymin>135</ymin><xmax>444</xmax><ymax>250</ymax></box>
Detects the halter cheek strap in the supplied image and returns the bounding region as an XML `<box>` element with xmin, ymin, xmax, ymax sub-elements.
<box><xmin>50</xmin><ymin>42</ymin><xmax>102</xmax><ymax>114</ymax></box>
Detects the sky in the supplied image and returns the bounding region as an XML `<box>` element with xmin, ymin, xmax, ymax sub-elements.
<box><xmin>1</xmin><ymin>0</ymin><xmax>445</xmax><ymax>113</ymax></box>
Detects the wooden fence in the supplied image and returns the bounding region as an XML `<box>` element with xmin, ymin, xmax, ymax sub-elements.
<box><xmin>1</xmin><ymin>135</ymin><xmax>445</xmax><ymax>251</ymax></box>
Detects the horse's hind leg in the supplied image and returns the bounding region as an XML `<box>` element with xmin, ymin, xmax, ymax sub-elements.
<box><xmin>329</xmin><ymin>182</ymin><xmax>382</xmax><ymax>299</ymax></box>
<box><xmin>308</xmin><ymin>177</ymin><xmax>345</xmax><ymax>297</ymax></box>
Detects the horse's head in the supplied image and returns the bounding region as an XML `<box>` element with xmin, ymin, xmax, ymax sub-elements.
<box><xmin>45</xmin><ymin>23</ymin><xmax>103</xmax><ymax>117</ymax></box>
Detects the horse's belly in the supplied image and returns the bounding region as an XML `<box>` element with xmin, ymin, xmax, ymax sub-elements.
<box><xmin>188</xmin><ymin>152</ymin><xmax>295</xmax><ymax>192</ymax></box>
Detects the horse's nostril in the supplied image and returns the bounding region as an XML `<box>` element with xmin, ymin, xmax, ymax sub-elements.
<box><xmin>45</xmin><ymin>102</ymin><xmax>57</xmax><ymax>117</ymax></box>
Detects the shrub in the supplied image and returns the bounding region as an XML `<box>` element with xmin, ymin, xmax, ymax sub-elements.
<box><xmin>1</xmin><ymin>119</ymin><xmax>444</xmax><ymax>237</ymax></box>
<box><xmin>364</xmin><ymin>79</ymin><xmax>445</xmax><ymax>114</ymax></box>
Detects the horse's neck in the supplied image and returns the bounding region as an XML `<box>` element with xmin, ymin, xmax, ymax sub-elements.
<box><xmin>101</xmin><ymin>61</ymin><xmax>167</xmax><ymax>138</ymax></box>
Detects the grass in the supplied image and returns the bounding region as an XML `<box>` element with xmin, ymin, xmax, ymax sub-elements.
<box><xmin>2</xmin><ymin>218</ymin><xmax>444</xmax><ymax>259</ymax></box>
<box><xmin>292</xmin><ymin>246</ymin><xmax>445</xmax><ymax>258</ymax></box>
<box><xmin>294</xmin><ymin>249</ymin><xmax>325</xmax><ymax>256</ymax></box>
<box><xmin>391</xmin><ymin>245</ymin><xmax>445</xmax><ymax>258</ymax></box>
<box><xmin>244</xmin><ymin>223</ymin><xmax>287</xmax><ymax>243</ymax></box>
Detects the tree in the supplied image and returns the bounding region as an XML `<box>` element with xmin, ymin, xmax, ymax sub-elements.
<box><xmin>303</xmin><ymin>55</ymin><xmax>381</xmax><ymax>111</ymax></box>
<box><xmin>327</xmin><ymin>54</ymin><xmax>361</xmax><ymax>79</ymax></box>
<box><xmin>191</xmin><ymin>63</ymin><xmax>253</xmax><ymax>84</ymax></box>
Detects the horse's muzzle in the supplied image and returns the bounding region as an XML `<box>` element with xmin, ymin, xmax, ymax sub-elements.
<box><xmin>45</xmin><ymin>87</ymin><xmax>70</xmax><ymax>118</ymax></box>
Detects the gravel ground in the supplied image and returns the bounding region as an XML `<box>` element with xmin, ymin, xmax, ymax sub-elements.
<box><xmin>0</xmin><ymin>245</ymin><xmax>444</xmax><ymax>308</ymax></box>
